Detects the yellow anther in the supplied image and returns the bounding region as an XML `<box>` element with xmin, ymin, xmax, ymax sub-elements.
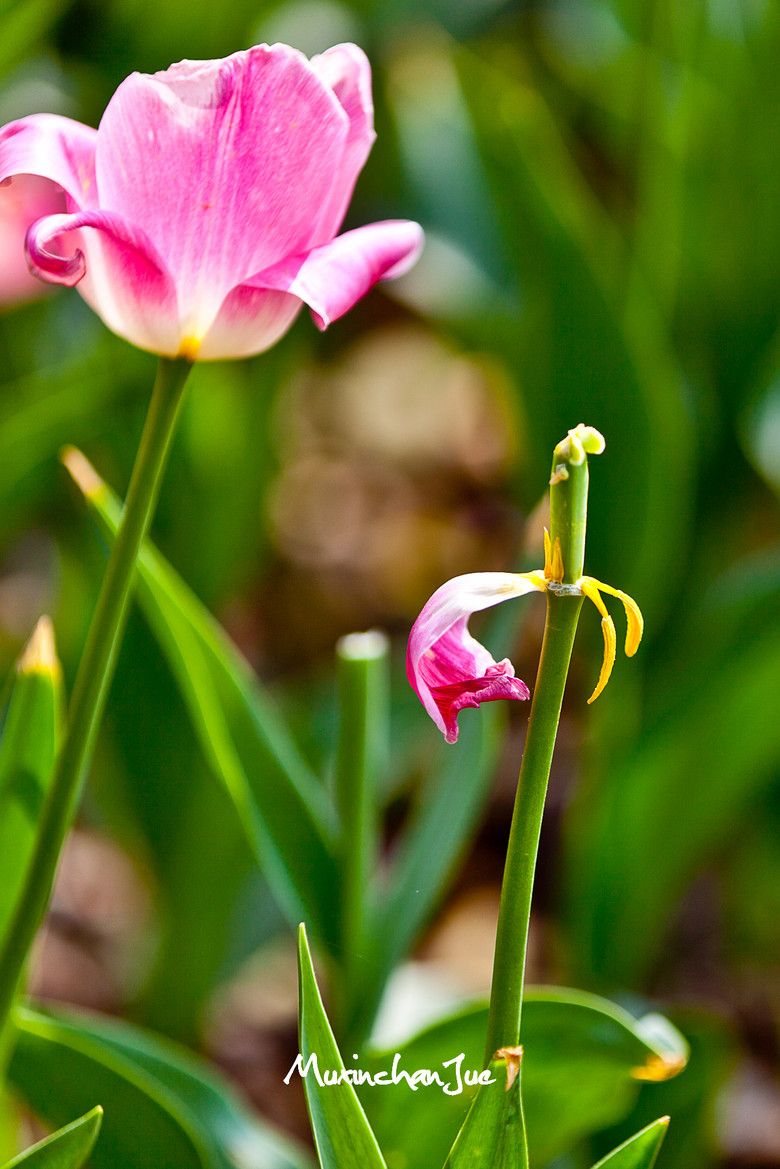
<box><xmin>588</xmin><ymin>614</ymin><xmax>617</xmax><ymax>704</ymax></box>
<box><xmin>543</xmin><ymin>528</ymin><xmax>552</xmax><ymax>579</ymax></box>
<box><xmin>592</xmin><ymin>580</ymin><xmax>644</xmax><ymax>656</ymax></box>
<box><xmin>578</xmin><ymin>575</ymin><xmax>643</xmax><ymax>701</ymax></box>
<box><xmin>579</xmin><ymin>576</ymin><xmax>609</xmax><ymax>620</ymax></box>
<box><xmin>550</xmin><ymin>538</ymin><xmax>564</xmax><ymax>583</ymax></box>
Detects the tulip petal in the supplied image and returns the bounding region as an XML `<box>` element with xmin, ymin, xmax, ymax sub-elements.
<box><xmin>308</xmin><ymin>43</ymin><xmax>375</xmax><ymax>236</ymax></box>
<box><xmin>407</xmin><ymin>573</ymin><xmax>542</xmax><ymax>743</ymax></box>
<box><xmin>94</xmin><ymin>44</ymin><xmax>353</xmax><ymax>338</ymax></box>
<box><xmin>0</xmin><ymin>175</ymin><xmax>65</xmax><ymax>305</ymax></box>
<box><xmin>249</xmin><ymin>220</ymin><xmax>425</xmax><ymax>329</ymax></box>
<box><xmin>195</xmin><ymin>286</ymin><xmax>303</xmax><ymax>361</ymax></box>
<box><xmin>0</xmin><ymin>114</ymin><xmax>97</xmax><ymax>208</ymax></box>
<box><xmin>26</xmin><ymin>210</ymin><xmax>180</xmax><ymax>355</ymax></box>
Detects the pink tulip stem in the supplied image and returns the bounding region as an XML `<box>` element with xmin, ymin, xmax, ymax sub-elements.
<box><xmin>0</xmin><ymin>356</ymin><xmax>191</xmax><ymax>1033</ymax></box>
<box><xmin>483</xmin><ymin>437</ymin><xmax>591</xmax><ymax>1066</ymax></box>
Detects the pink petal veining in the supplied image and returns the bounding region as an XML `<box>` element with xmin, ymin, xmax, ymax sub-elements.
<box><xmin>0</xmin><ymin>43</ymin><xmax>423</xmax><ymax>358</ymax></box>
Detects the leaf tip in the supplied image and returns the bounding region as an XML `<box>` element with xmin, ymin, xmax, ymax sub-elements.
<box><xmin>61</xmin><ymin>445</ymin><xmax>105</xmax><ymax>499</ymax></box>
<box><xmin>18</xmin><ymin>616</ymin><xmax>60</xmax><ymax>678</ymax></box>
<box><xmin>631</xmin><ymin>1053</ymin><xmax>687</xmax><ymax>1082</ymax></box>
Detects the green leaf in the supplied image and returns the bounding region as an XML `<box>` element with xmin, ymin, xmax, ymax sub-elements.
<box><xmin>593</xmin><ymin>1010</ymin><xmax>736</xmax><ymax>1169</ymax></box>
<box><xmin>296</xmin><ymin>925</ymin><xmax>387</xmax><ymax>1169</ymax></box>
<box><xmin>64</xmin><ymin>450</ymin><xmax>340</xmax><ymax>954</ymax></box>
<box><xmin>361</xmin><ymin>989</ymin><xmax>687</xmax><ymax>1169</ymax></box>
<box><xmin>590</xmin><ymin>1118</ymin><xmax>669</xmax><ymax>1169</ymax></box>
<box><xmin>8</xmin><ymin>1004</ymin><xmax>311</xmax><ymax>1169</ymax></box>
<box><xmin>0</xmin><ymin>619</ymin><xmax>63</xmax><ymax>959</ymax></box>
<box><xmin>0</xmin><ymin>0</ymin><xmax>70</xmax><ymax>75</ymax></box>
<box><xmin>444</xmin><ymin>1051</ymin><xmax>527</xmax><ymax>1169</ymax></box>
<box><xmin>2</xmin><ymin>1106</ymin><xmax>102</xmax><ymax>1169</ymax></box>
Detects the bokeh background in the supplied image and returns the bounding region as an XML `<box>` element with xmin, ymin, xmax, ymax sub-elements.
<box><xmin>2</xmin><ymin>0</ymin><xmax>780</xmax><ymax>1164</ymax></box>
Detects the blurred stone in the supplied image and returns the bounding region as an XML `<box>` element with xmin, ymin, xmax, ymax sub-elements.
<box><xmin>29</xmin><ymin>829</ymin><xmax>154</xmax><ymax>1011</ymax></box>
<box><xmin>718</xmin><ymin>1059</ymin><xmax>780</xmax><ymax>1160</ymax></box>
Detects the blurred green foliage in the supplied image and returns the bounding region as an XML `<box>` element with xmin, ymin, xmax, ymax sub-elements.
<box><xmin>2</xmin><ymin>0</ymin><xmax>780</xmax><ymax>1165</ymax></box>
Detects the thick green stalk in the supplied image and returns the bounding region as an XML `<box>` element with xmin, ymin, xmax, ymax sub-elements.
<box><xmin>0</xmin><ymin>356</ymin><xmax>191</xmax><ymax>1032</ymax></box>
<box><xmin>484</xmin><ymin>430</ymin><xmax>594</xmax><ymax>1062</ymax></box>
<box><xmin>334</xmin><ymin>630</ymin><xmax>389</xmax><ymax>1049</ymax></box>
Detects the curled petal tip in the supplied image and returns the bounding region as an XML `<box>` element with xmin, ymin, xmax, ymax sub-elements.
<box><xmin>26</xmin><ymin>215</ymin><xmax>86</xmax><ymax>286</ymax></box>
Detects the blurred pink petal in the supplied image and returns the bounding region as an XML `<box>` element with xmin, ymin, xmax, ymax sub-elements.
<box><xmin>0</xmin><ymin>44</ymin><xmax>422</xmax><ymax>358</ymax></box>
<box><xmin>407</xmin><ymin>573</ymin><xmax>543</xmax><ymax>743</ymax></box>
<box><xmin>0</xmin><ymin>174</ymin><xmax>65</xmax><ymax>305</ymax></box>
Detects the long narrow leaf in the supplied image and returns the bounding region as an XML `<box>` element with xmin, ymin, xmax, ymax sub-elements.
<box><xmin>0</xmin><ymin>619</ymin><xmax>63</xmax><ymax>957</ymax></box>
<box><xmin>297</xmin><ymin>926</ymin><xmax>386</xmax><ymax>1169</ymax></box>
<box><xmin>3</xmin><ymin>1107</ymin><xmax>102</xmax><ymax>1169</ymax></box>
<box><xmin>64</xmin><ymin>450</ymin><xmax>340</xmax><ymax>953</ymax></box>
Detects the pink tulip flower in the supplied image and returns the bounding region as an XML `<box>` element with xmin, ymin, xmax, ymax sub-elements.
<box><xmin>0</xmin><ymin>43</ymin><xmax>423</xmax><ymax>359</ymax></box>
<box><xmin>407</xmin><ymin>572</ymin><xmax>545</xmax><ymax>744</ymax></box>
<box><xmin>0</xmin><ymin>174</ymin><xmax>64</xmax><ymax>306</ymax></box>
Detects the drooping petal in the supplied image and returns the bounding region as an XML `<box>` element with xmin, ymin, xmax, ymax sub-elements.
<box><xmin>308</xmin><ymin>43</ymin><xmax>375</xmax><ymax>238</ymax></box>
<box><xmin>94</xmin><ymin>43</ymin><xmax>352</xmax><ymax>338</ymax></box>
<box><xmin>0</xmin><ymin>114</ymin><xmax>97</xmax><ymax>208</ymax></box>
<box><xmin>26</xmin><ymin>210</ymin><xmax>180</xmax><ymax>354</ymax></box>
<box><xmin>407</xmin><ymin>572</ymin><xmax>544</xmax><ymax>743</ymax></box>
<box><xmin>251</xmin><ymin>220</ymin><xmax>425</xmax><ymax>330</ymax></box>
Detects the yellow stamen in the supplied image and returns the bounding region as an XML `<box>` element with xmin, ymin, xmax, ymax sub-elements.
<box><xmin>550</xmin><ymin>538</ymin><xmax>564</xmax><ymax>583</ymax></box>
<box><xmin>579</xmin><ymin>577</ymin><xmax>616</xmax><ymax>703</ymax></box>
<box><xmin>543</xmin><ymin>527</ymin><xmax>552</xmax><ymax>579</ymax></box>
<box><xmin>579</xmin><ymin>576</ymin><xmax>609</xmax><ymax>620</ymax></box>
<box><xmin>589</xmin><ymin>614</ymin><xmax>617</xmax><ymax>703</ymax></box>
<box><xmin>590</xmin><ymin>579</ymin><xmax>644</xmax><ymax>656</ymax></box>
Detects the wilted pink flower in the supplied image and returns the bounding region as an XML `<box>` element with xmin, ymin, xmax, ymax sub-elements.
<box><xmin>0</xmin><ymin>43</ymin><xmax>423</xmax><ymax>359</ymax></box>
<box><xmin>408</xmin><ymin>546</ymin><xmax>644</xmax><ymax>741</ymax></box>
<box><xmin>0</xmin><ymin>174</ymin><xmax>64</xmax><ymax>305</ymax></box>
<box><xmin>407</xmin><ymin>573</ymin><xmax>545</xmax><ymax>744</ymax></box>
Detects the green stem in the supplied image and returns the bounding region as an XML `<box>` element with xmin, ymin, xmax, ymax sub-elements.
<box><xmin>483</xmin><ymin>591</ymin><xmax>582</xmax><ymax>1060</ymax></box>
<box><xmin>0</xmin><ymin>356</ymin><xmax>191</xmax><ymax>1031</ymax></box>
<box><xmin>484</xmin><ymin>431</ymin><xmax>594</xmax><ymax>1063</ymax></box>
<box><xmin>334</xmin><ymin>630</ymin><xmax>388</xmax><ymax>1050</ymax></box>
